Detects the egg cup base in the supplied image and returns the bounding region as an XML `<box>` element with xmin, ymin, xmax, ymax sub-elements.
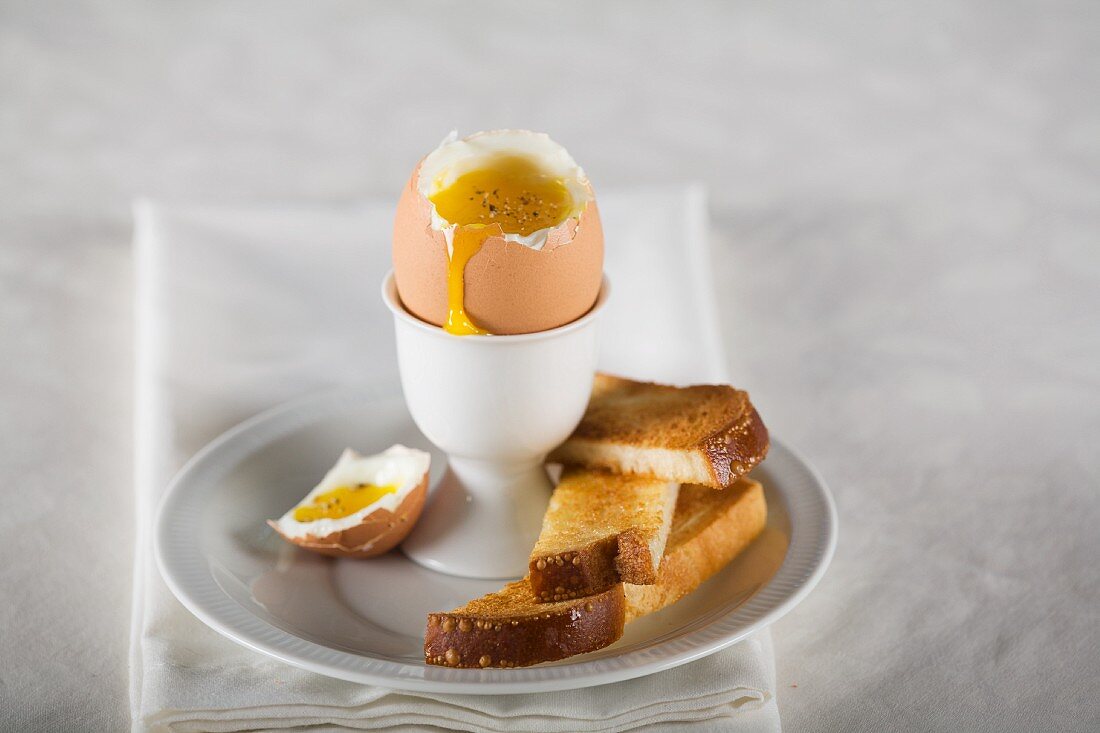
<box><xmin>400</xmin><ymin>456</ymin><xmax>552</xmax><ymax>579</ymax></box>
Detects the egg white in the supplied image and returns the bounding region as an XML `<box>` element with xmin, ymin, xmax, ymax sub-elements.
<box><xmin>417</xmin><ymin>129</ymin><xmax>593</xmax><ymax>251</ymax></box>
<box><xmin>272</xmin><ymin>445</ymin><xmax>430</xmax><ymax>540</ymax></box>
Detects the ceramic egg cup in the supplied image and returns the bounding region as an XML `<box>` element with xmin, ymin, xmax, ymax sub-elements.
<box><xmin>382</xmin><ymin>272</ymin><xmax>609</xmax><ymax>579</ymax></box>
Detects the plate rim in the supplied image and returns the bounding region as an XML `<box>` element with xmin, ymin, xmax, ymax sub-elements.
<box><xmin>154</xmin><ymin>389</ymin><xmax>838</xmax><ymax>694</ymax></box>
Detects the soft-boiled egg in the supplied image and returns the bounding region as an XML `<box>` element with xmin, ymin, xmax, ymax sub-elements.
<box><xmin>392</xmin><ymin>130</ymin><xmax>603</xmax><ymax>335</ymax></box>
<box><xmin>268</xmin><ymin>445</ymin><xmax>430</xmax><ymax>558</ymax></box>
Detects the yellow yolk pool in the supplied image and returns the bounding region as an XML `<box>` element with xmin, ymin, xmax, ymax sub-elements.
<box><xmin>292</xmin><ymin>483</ymin><xmax>398</xmax><ymax>522</ymax></box>
<box><xmin>430</xmin><ymin>155</ymin><xmax>573</xmax><ymax>236</ymax></box>
<box><xmin>428</xmin><ymin>155</ymin><xmax>574</xmax><ymax>335</ymax></box>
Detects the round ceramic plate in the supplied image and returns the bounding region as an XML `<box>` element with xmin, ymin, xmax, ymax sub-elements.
<box><xmin>155</xmin><ymin>387</ymin><xmax>837</xmax><ymax>694</ymax></box>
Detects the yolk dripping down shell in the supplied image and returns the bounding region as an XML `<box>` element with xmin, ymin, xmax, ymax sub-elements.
<box><xmin>391</xmin><ymin>135</ymin><xmax>604</xmax><ymax>336</ymax></box>
<box><xmin>428</xmin><ymin>155</ymin><xmax>576</xmax><ymax>335</ymax></box>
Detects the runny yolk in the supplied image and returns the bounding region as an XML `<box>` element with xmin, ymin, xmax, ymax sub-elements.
<box><xmin>292</xmin><ymin>483</ymin><xmax>398</xmax><ymax>522</ymax></box>
<box><xmin>428</xmin><ymin>155</ymin><xmax>574</xmax><ymax>335</ymax></box>
<box><xmin>444</xmin><ymin>227</ymin><xmax>494</xmax><ymax>335</ymax></box>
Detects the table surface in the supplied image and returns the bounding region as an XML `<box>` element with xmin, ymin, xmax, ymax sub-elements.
<box><xmin>2</xmin><ymin>1</ymin><xmax>1098</xmax><ymax>731</ymax></box>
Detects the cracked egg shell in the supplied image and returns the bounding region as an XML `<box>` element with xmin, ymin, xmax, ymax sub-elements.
<box><xmin>392</xmin><ymin>130</ymin><xmax>604</xmax><ymax>335</ymax></box>
<box><xmin>267</xmin><ymin>445</ymin><xmax>430</xmax><ymax>559</ymax></box>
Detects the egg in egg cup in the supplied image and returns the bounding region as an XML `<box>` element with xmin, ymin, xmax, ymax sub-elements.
<box><xmin>384</xmin><ymin>130</ymin><xmax>607</xmax><ymax>579</ymax></box>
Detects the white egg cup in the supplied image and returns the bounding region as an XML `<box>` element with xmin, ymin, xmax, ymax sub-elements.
<box><xmin>382</xmin><ymin>272</ymin><xmax>608</xmax><ymax>579</ymax></box>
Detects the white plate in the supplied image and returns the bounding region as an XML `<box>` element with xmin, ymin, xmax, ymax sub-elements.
<box><xmin>155</xmin><ymin>387</ymin><xmax>837</xmax><ymax>694</ymax></box>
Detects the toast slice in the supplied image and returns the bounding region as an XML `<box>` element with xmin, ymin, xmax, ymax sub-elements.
<box><xmin>528</xmin><ymin>468</ymin><xmax>679</xmax><ymax>601</ymax></box>
<box><xmin>424</xmin><ymin>478</ymin><xmax>767</xmax><ymax>668</ymax></box>
<box><xmin>424</xmin><ymin>581</ymin><xmax>626</xmax><ymax>669</ymax></box>
<box><xmin>548</xmin><ymin>374</ymin><xmax>769</xmax><ymax>488</ymax></box>
<box><xmin>625</xmin><ymin>478</ymin><xmax>766</xmax><ymax>620</ymax></box>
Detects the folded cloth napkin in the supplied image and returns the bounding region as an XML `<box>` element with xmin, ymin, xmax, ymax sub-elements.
<box><xmin>130</xmin><ymin>188</ymin><xmax>781</xmax><ymax>732</ymax></box>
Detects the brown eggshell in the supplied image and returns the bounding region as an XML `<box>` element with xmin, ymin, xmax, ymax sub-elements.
<box><xmin>392</xmin><ymin>167</ymin><xmax>604</xmax><ymax>335</ymax></box>
<box><xmin>267</xmin><ymin>472</ymin><xmax>428</xmax><ymax>558</ymax></box>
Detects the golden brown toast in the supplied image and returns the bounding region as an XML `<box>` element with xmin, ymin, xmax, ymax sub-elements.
<box><xmin>424</xmin><ymin>478</ymin><xmax>767</xmax><ymax>668</ymax></box>
<box><xmin>625</xmin><ymin>478</ymin><xmax>766</xmax><ymax>620</ymax></box>
<box><xmin>528</xmin><ymin>468</ymin><xmax>679</xmax><ymax>601</ymax></box>
<box><xmin>424</xmin><ymin>581</ymin><xmax>625</xmax><ymax>669</ymax></box>
<box><xmin>548</xmin><ymin>374</ymin><xmax>770</xmax><ymax>488</ymax></box>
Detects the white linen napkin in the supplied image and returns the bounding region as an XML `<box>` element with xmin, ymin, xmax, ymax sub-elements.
<box><xmin>130</xmin><ymin>188</ymin><xmax>781</xmax><ymax>732</ymax></box>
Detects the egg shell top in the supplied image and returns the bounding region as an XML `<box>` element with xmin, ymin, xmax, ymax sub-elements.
<box><xmin>392</xmin><ymin>167</ymin><xmax>604</xmax><ymax>335</ymax></box>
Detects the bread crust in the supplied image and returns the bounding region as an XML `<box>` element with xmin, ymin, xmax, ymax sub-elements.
<box><xmin>700</xmin><ymin>402</ymin><xmax>770</xmax><ymax>487</ymax></box>
<box><xmin>529</xmin><ymin>537</ymin><xmax>620</xmax><ymax>602</ymax></box>
<box><xmin>527</xmin><ymin>529</ymin><xmax>660</xmax><ymax>602</ymax></box>
<box><xmin>614</xmin><ymin>527</ymin><xmax>659</xmax><ymax>585</ymax></box>
<box><xmin>425</xmin><ymin>581</ymin><xmax>626</xmax><ymax>668</ymax></box>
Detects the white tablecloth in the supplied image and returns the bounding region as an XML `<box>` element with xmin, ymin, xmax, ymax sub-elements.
<box><xmin>2</xmin><ymin>1</ymin><xmax>1098</xmax><ymax>731</ymax></box>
